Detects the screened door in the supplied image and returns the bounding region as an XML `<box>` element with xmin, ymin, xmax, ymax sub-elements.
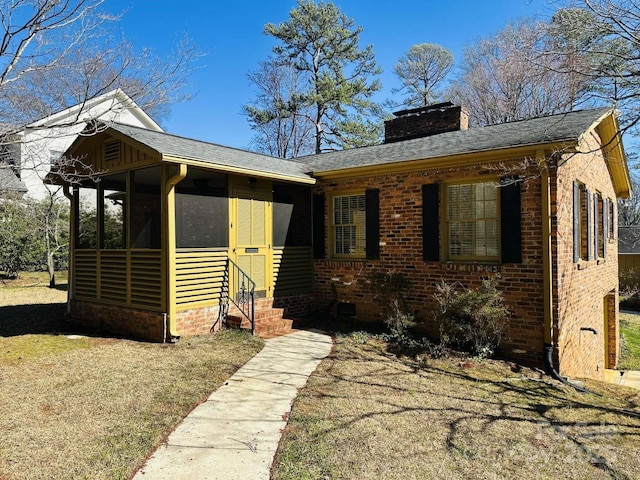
<box><xmin>230</xmin><ymin>186</ymin><xmax>271</xmax><ymax>297</ymax></box>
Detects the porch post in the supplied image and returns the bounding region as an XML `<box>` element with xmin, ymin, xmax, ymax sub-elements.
<box><xmin>163</xmin><ymin>163</ymin><xmax>187</xmax><ymax>340</ymax></box>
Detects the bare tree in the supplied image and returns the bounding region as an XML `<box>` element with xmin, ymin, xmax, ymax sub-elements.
<box><xmin>244</xmin><ymin>59</ymin><xmax>315</xmax><ymax>158</ymax></box>
<box><xmin>393</xmin><ymin>43</ymin><xmax>454</xmax><ymax>108</ymax></box>
<box><xmin>0</xmin><ymin>0</ymin><xmax>198</xmax><ymax>149</ymax></box>
<box><xmin>0</xmin><ymin>0</ymin><xmax>199</xmax><ymax>285</ymax></box>
<box><xmin>448</xmin><ymin>18</ymin><xmax>591</xmax><ymax>126</ymax></box>
<box><xmin>619</xmin><ymin>175</ymin><xmax>640</xmax><ymax>226</ymax></box>
<box><xmin>550</xmin><ymin>1</ymin><xmax>640</xmax><ymax>137</ymax></box>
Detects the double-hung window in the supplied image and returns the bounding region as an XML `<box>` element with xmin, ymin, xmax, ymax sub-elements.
<box><xmin>445</xmin><ymin>181</ymin><xmax>500</xmax><ymax>261</ymax></box>
<box><xmin>332</xmin><ymin>193</ymin><xmax>366</xmax><ymax>258</ymax></box>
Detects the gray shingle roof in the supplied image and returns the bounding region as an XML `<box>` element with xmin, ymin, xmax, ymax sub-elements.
<box><xmin>302</xmin><ymin>107</ymin><xmax>612</xmax><ymax>173</ymax></box>
<box><xmin>107</xmin><ymin>107</ymin><xmax>612</xmax><ymax>180</ymax></box>
<box><xmin>0</xmin><ymin>167</ymin><xmax>27</xmax><ymax>193</ymax></box>
<box><xmin>108</xmin><ymin>123</ymin><xmax>314</xmax><ymax>182</ymax></box>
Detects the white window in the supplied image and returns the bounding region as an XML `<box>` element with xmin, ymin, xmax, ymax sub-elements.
<box><xmin>332</xmin><ymin>193</ymin><xmax>366</xmax><ymax>257</ymax></box>
<box><xmin>446</xmin><ymin>181</ymin><xmax>499</xmax><ymax>261</ymax></box>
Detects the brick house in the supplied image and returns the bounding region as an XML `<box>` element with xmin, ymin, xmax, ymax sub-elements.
<box><xmin>55</xmin><ymin>103</ymin><xmax>630</xmax><ymax>380</ymax></box>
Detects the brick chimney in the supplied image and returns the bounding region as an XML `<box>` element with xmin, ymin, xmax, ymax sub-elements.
<box><xmin>384</xmin><ymin>102</ymin><xmax>469</xmax><ymax>144</ymax></box>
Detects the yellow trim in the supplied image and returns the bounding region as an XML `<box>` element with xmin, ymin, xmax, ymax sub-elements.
<box><xmin>604</xmin><ymin>296</ymin><xmax>609</xmax><ymax>366</ymax></box>
<box><xmin>328</xmin><ymin>190</ymin><xmax>367</xmax><ymax>260</ymax></box>
<box><xmin>594</xmin><ymin>113</ymin><xmax>632</xmax><ymax>199</ymax></box>
<box><xmin>229</xmin><ymin>177</ymin><xmax>274</xmax><ymax>295</ymax></box>
<box><xmin>164</xmin><ymin>163</ymin><xmax>188</xmax><ymax>338</ymax></box>
<box><xmin>441</xmin><ymin>177</ymin><xmax>501</xmax><ymax>263</ymax></box>
<box><xmin>162</xmin><ymin>155</ymin><xmax>316</xmax><ymax>185</ymax></box>
<box><xmin>312</xmin><ymin>143</ymin><xmax>573</xmax><ymax>180</ymax></box>
<box><xmin>539</xmin><ymin>150</ymin><xmax>554</xmax><ymax>345</ymax></box>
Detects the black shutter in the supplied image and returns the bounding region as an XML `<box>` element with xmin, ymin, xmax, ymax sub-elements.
<box><xmin>603</xmin><ymin>198</ymin><xmax>609</xmax><ymax>258</ymax></box>
<box><xmin>500</xmin><ymin>179</ymin><xmax>522</xmax><ymax>263</ymax></box>
<box><xmin>573</xmin><ymin>181</ymin><xmax>580</xmax><ymax>263</ymax></box>
<box><xmin>587</xmin><ymin>189</ymin><xmax>593</xmax><ymax>261</ymax></box>
<box><xmin>312</xmin><ymin>194</ymin><xmax>325</xmax><ymax>259</ymax></box>
<box><xmin>593</xmin><ymin>193</ymin><xmax>599</xmax><ymax>259</ymax></box>
<box><xmin>365</xmin><ymin>189</ymin><xmax>380</xmax><ymax>260</ymax></box>
<box><xmin>422</xmin><ymin>183</ymin><xmax>440</xmax><ymax>261</ymax></box>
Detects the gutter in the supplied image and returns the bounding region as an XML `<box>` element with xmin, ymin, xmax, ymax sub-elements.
<box><xmin>540</xmin><ymin>151</ymin><xmax>557</xmax><ymax>377</ymax></box>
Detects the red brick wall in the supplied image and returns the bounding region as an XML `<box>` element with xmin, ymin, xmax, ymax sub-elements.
<box><xmin>70</xmin><ymin>300</ymin><xmax>166</xmax><ymax>341</ymax></box>
<box><xmin>314</xmin><ymin>160</ymin><xmax>546</xmax><ymax>367</ymax></box>
<box><xmin>273</xmin><ymin>293</ymin><xmax>315</xmax><ymax>318</ymax></box>
<box><xmin>71</xmin><ymin>294</ymin><xmax>316</xmax><ymax>342</ymax></box>
<box><xmin>552</xmin><ymin>131</ymin><xmax>620</xmax><ymax>379</ymax></box>
<box><xmin>606</xmin><ymin>290</ymin><xmax>619</xmax><ymax>369</ymax></box>
<box><xmin>176</xmin><ymin>305</ymin><xmax>222</xmax><ymax>336</ymax></box>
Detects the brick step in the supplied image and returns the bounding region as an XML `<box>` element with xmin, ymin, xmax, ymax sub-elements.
<box><xmin>226</xmin><ymin>311</ymin><xmax>295</xmax><ymax>338</ymax></box>
<box><xmin>227</xmin><ymin>300</ymin><xmax>276</xmax><ymax>316</ymax></box>
<box><xmin>226</xmin><ymin>308</ymin><xmax>285</xmax><ymax>322</ymax></box>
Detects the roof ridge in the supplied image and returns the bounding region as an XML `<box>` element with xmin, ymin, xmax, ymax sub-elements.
<box><xmin>108</xmin><ymin>121</ymin><xmax>299</xmax><ymax>164</ymax></box>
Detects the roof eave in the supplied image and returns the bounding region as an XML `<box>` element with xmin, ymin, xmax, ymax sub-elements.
<box><xmin>594</xmin><ymin>112</ymin><xmax>632</xmax><ymax>199</ymax></box>
<box><xmin>162</xmin><ymin>155</ymin><xmax>317</xmax><ymax>185</ymax></box>
<box><xmin>310</xmin><ymin>140</ymin><xmax>576</xmax><ymax>180</ymax></box>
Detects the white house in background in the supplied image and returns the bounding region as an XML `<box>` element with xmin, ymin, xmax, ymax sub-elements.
<box><xmin>14</xmin><ymin>89</ymin><xmax>163</xmax><ymax>200</ymax></box>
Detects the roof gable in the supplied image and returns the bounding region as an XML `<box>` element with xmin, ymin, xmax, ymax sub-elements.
<box><xmin>27</xmin><ymin>89</ymin><xmax>162</xmax><ymax>132</ymax></box>
<box><xmin>69</xmin><ymin>122</ymin><xmax>315</xmax><ymax>185</ymax></box>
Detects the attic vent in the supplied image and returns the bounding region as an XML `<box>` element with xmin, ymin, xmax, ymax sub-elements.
<box><xmin>104</xmin><ymin>139</ymin><xmax>120</xmax><ymax>164</ymax></box>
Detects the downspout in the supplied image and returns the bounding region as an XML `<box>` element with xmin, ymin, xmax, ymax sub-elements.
<box><xmin>539</xmin><ymin>151</ymin><xmax>561</xmax><ymax>379</ymax></box>
<box><xmin>540</xmin><ymin>152</ymin><xmax>593</xmax><ymax>394</ymax></box>
<box><xmin>63</xmin><ymin>185</ymin><xmax>74</xmax><ymax>315</ymax></box>
<box><xmin>164</xmin><ymin>163</ymin><xmax>187</xmax><ymax>341</ymax></box>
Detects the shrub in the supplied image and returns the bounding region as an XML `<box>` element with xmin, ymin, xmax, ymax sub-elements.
<box><xmin>433</xmin><ymin>278</ymin><xmax>510</xmax><ymax>359</ymax></box>
<box><xmin>366</xmin><ymin>271</ymin><xmax>414</xmax><ymax>341</ymax></box>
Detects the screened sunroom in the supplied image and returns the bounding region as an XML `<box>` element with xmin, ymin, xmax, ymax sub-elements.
<box><xmin>58</xmin><ymin>123</ymin><xmax>315</xmax><ymax>341</ymax></box>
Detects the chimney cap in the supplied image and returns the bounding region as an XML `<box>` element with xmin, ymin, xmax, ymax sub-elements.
<box><xmin>392</xmin><ymin>101</ymin><xmax>455</xmax><ymax>118</ymax></box>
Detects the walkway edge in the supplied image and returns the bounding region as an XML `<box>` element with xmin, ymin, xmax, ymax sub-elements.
<box><xmin>133</xmin><ymin>329</ymin><xmax>333</xmax><ymax>480</ymax></box>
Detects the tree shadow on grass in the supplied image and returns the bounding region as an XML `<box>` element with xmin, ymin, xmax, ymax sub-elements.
<box><xmin>284</xmin><ymin>339</ymin><xmax>640</xmax><ymax>480</ymax></box>
<box><xmin>0</xmin><ymin>303</ymin><xmax>68</xmax><ymax>337</ymax></box>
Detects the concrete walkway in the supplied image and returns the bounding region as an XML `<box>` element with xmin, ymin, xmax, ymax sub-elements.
<box><xmin>133</xmin><ymin>329</ymin><xmax>333</xmax><ymax>480</ymax></box>
<box><xmin>604</xmin><ymin>369</ymin><xmax>640</xmax><ymax>390</ymax></box>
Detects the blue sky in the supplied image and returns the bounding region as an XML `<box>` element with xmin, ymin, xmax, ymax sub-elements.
<box><xmin>105</xmin><ymin>0</ymin><xmax>554</xmax><ymax>149</ymax></box>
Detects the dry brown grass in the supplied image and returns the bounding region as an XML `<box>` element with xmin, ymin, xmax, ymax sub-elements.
<box><xmin>0</xmin><ymin>281</ymin><xmax>264</xmax><ymax>480</ymax></box>
<box><xmin>273</xmin><ymin>335</ymin><xmax>640</xmax><ymax>480</ymax></box>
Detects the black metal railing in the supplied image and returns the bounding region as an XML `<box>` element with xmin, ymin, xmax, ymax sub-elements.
<box><xmin>214</xmin><ymin>258</ymin><xmax>255</xmax><ymax>334</ymax></box>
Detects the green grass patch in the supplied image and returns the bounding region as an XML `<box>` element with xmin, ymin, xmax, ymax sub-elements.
<box><xmin>0</xmin><ymin>334</ymin><xmax>90</xmax><ymax>365</ymax></box>
<box><xmin>620</xmin><ymin>311</ymin><xmax>640</xmax><ymax>370</ymax></box>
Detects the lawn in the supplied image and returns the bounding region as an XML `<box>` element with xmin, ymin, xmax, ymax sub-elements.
<box><xmin>619</xmin><ymin>311</ymin><xmax>640</xmax><ymax>370</ymax></box>
<box><xmin>0</xmin><ymin>278</ymin><xmax>264</xmax><ymax>480</ymax></box>
<box><xmin>272</xmin><ymin>334</ymin><xmax>640</xmax><ymax>480</ymax></box>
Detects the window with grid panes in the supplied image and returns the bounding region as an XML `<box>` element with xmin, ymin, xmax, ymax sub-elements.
<box><xmin>446</xmin><ymin>181</ymin><xmax>499</xmax><ymax>261</ymax></box>
<box><xmin>333</xmin><ymin>193</ymin><xmax>366</xmax><ymax>257</ymax></box>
